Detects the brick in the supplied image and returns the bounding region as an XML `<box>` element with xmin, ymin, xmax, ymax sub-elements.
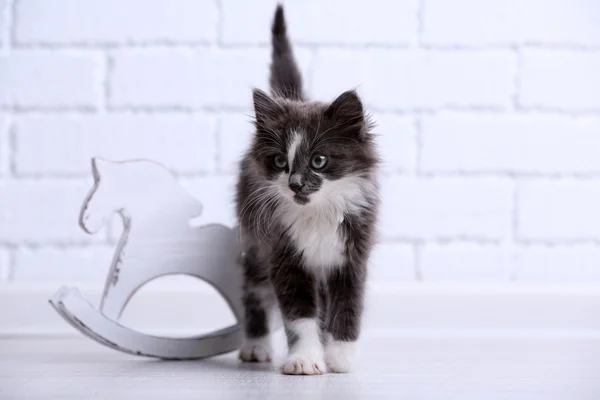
<box><xmin>0</xmin><ymin>115</ymin><xmax>8</xmax><ymax>176</ymax></box>
<box><xmin>515</xmin><ymin>246</ymin><xmax>600</xmax><ymax>283</ymax></box>
<box><xmin>13</xmin><ymin>246</ymin><xmax>114</xmax><ymax>282</ymax></box>
<box><xmin>13</xmin><ymin>115</ymin><xmax>216</xmax><ymax>177</ymax></box>
<box><xmin>110</xmin><ymin>48</ymin><xmax>311</xmax><ymax>109</ymax></box>
<box><xmin>0</xmin><ymin>0</ymin><xmax>7</xmax><ymax>46</ymax></box>
<box><xmin>220</xmin><ymin>0</ymin><xmax>277</xmax><ymax>45</ymax></box>
<box><xmin>0</xmin><ymin>51</ymin><xmax>101</xmax><ymax>108</ymax></box>
<box><xmin>311</xmin><ymin>50</ymin><xmax>516</xmax><ymax>110</ymax></box>
<box><xmin>380</xmin><ymin>177</ymin><xmax>513</xmax><ymax>240</ymax></box>
<box><xmin>0</xmin><ymin>180</ymin><xmax>105</xmax><ymax>244</ymax></box>
<box><xmin>15</xmin><ymin>0</ymin><xmax>217</xmax><ymax>45</ymax></box>
<box><xmin>517</xmin><ymin>180</ymin><xmax>600</xmax><ymax>241</ymax></box>
<box><xmin>372</xmin><ymin>114</ymin><xmax>417</xmax><ymax>174</ymax></box>
<box><xmin>421</xmin><ymin>115</ymin><xmax>600</xmax><ymax>174</ymax></box>
<box><xmin>420</xmin><ymin>244</ymin><xmax>514</xmax><ymax>282</ymax></box>
<box><xmin>221</xmin><ymin>0</ymin><xmax>418</xmax><ymax>45</ymax></box>
<box><xmin>520</xmin><ymin>50</ymin><xmax>600</xmax><ymax>111</ymax></box>
<box><xmin>218</xmin><ymin>113</ymin><xmax>254</xmax><ymax>174</ymax></box>
<box><xmin>424</xmin><ymin>0</ymin><xmax>600</xmax><ymax>46</ymax></box>
<box><xmin>0</xmin><ymin>248</ymin><xmax>9</xmax><ymax>280</ymax></box>
<box><xmin>369</xmin><ymin>243</ymin><xmax>415</xmax><ymax>282</ymax></box>
<box><xmin>178</xmin><ymin>176</ymin><xmax>238</xmax><ymax>228</ymax></box>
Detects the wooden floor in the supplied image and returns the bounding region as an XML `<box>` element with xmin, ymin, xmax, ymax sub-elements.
<box><xmin>1</xmin><ymin>332</ymin><xmax>600</xmax><ymax>399</ymax></box>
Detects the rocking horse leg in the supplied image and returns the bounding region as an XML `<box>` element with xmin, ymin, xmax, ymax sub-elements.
<box><xmin>239</xmin><ymin>246</ymin><xmax>276</xmax><ymax>363</ymax></box>
<box><xmin>99</xmin><ymin>268</ymin><xmax>143</xmax><ymax>321</ymax></box>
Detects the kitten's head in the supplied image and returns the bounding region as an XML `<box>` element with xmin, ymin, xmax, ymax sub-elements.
<box><xmin>248</xmin><ymin>89</ymin><xmax>379</xmax><ymax>208</ymax></box>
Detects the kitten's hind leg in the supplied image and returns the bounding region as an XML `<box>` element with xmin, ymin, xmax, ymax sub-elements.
<box><xmin>239</xmin><ymin>247</ymin><xmax>275</xmax><ymax>363</ymax></box>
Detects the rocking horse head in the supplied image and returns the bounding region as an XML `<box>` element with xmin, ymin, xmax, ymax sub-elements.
<box><xmin>80</xmin><ymin>158</ymin><xmax>203</xmax><ymax>234</ymax></box>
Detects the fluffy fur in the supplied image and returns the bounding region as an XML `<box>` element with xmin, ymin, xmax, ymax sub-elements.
<box><xmin>235</xmin><ymin>4</ymin><xmax>380</xmax><ymax>375</ymax></box>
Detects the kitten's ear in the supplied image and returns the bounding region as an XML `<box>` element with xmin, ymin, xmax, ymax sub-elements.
<box><xmin>253</xmin><ymin>88</ymin><xmax>283</xmax><ymax>127</ymax></box>
<box><xmin>324</xmin><ymin>90</ymin><xmax>364</xmax><ymax>124</ymax></box>
<box><xmin>324</xmin><ymin>90</ymin><xmax>367</xmax><ymax>139</ymax></box>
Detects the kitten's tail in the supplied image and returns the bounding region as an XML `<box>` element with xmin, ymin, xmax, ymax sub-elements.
<box><xmin>270</xmin><ymin>4</ymin><xmax>304</xmax><ymax>101</ymax></box>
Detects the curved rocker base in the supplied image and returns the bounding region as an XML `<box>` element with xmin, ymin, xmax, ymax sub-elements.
<box><xmin>49</xmin><ymin>286</ymin><xmax>244</xmax><ymax>360</ymax></box>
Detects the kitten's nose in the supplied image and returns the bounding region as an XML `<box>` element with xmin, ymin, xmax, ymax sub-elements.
<box><xmin>289</xmin><ymin>181</ymin><xmax>304</xmax><ymax>193</ymax></box>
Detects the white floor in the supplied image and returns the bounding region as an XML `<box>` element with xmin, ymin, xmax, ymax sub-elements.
<box><xmin>2</xmin><ymin>332</ymin><xmax>600</xmax><ymax>399</ymax></box>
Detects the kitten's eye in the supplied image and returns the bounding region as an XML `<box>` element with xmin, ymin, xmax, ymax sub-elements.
<box><xmin>273</xmin><ymin>154</ymin><xmax>287</xmax><ymax>169</ymax></box>
<box><xmin>311</xmin><ymin>155</ymin><xmax>327</xmax><ymax>170</ymax></box>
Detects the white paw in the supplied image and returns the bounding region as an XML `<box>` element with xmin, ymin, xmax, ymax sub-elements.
<box><xmin>238</xmin><ymin>337</ymin><xmax>273</xmax><ymax>363</ymax></box>
<box><xmin>281</xmin><ymin>353</ymin><xmax>326</xmax><ymax>375</ymax></box>
<box><xmin>324</xmin><ymin>340</ymin><xmax>356</xmax><ymax>373</ymax></box>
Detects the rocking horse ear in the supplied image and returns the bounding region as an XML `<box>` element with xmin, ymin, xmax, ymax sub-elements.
<box><xmin>91</xmin><ymin>158</ymin><xmax>116</xmax><ymax>180</ymax></box>
<box><xmin>91</xmin><ymin>158</ymin><xmax>101</xmax><ymax>179</ymax></box>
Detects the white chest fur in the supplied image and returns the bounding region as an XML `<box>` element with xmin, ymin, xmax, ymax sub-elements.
<box><xmin>272</xmin><ymin>174</ymin><xmax>375</xmax><ymax>271</ymax></box>
<box><xmin>277</xmin><ymin>204</ymin><xmax>346</xmax><ymax>270</ymax></box>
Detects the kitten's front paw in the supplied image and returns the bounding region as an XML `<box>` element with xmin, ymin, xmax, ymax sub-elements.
<box><xmin>281</xmin><ymin>353</ymin><xmax>326</xmax><ymax>375</ymax></box>
<box><xmin>239</xmin><ymin>337</ymin><xmax>273</xmax><ymax>362</ymax></box>
<box><xmin>325</xmin><ymin>340</ymin><xmax>356</xmax><ymax>373</ymax></box>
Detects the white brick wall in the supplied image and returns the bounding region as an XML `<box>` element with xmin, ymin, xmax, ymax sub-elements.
<box><xmin>421</xmin><ymin>115</ymin><xmax>600</xmax><ymax>174</ymax></box>
<box><xmin>420</xmin><ymin>244</ymin><xmax>515</xmax><ymax>283</ymax></box>
<box><xmin>14</xmin><ymin>0</ymin><xmax>219</xmax><ymax>45</ymax></box>
<box><xmin>220</xmin><ymin>0</ymin><xmax>419</xmax><ymax>45</ymax></box>
<box><xmin>380</xmin><ymin>177</ymin><xmax>513</xmax><ymax>241</ymax></box>
<box><xmin>520</xmin><ymin>51</ymin><xmax>600</xmax><ymax>111</ymax></box>
<box><xmin>13</xmin><ymin>115</ymin><xmax>217</xmax><ymax>176</ymax></box>
<box><xmin>423</xmin><ymin>0</ymin><xmax>600</xmax><ymax>46</ymax></box>
<box><xmin>0</xmin><ymin>51</ymin><xmax>102</xmax><ymax>109</ymax></box>
<box><xmin>312</xmin><ymin>50</ymin><xmax>517</xmax><ymax>110</ymax></box>
<box><xmin>0</xmin><ymin>180</ymin><xmax>101</xmax><ymax>245</ymax></box>
<box><xmin>517</xmin><ymin>179</ymin><xmax>600</xmax><ymax>241</ymax></box>
<box><xmin>1</xmin><ymin>0</ymin><xmax>599</xmax><ymax>285</ymax></box>
<box><xmin>110</xmin><ymin>48</ymin><xmax>312</xmax><ymax>109</ymax></box>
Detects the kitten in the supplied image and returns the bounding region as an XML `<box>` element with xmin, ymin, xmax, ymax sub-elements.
<box><xmin>235</xmin><ymin>4</ymin><xmax>380</xmax><ymax>375</ymax></box>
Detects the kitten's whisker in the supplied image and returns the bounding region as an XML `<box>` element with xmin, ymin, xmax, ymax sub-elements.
<box><xmin>239</xmin><ymin>187</ymin><xmax>270</xmax><ymax>233</ymax></box>
<box><xmin>254</xmin><ymin>193</ymin><xmax>281</xmax><ymax>245</ymax></box>
<box><xmin>239</xmin><ymin>186</ymin><xmax>273</xmax><ymax>218</ymax></box>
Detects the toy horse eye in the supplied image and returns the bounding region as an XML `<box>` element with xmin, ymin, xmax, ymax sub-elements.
<box><xmin>311</xmin><ymin>155</ymin><xmax>327</xmax><ymax>170</ymax></box>
<box><xmin>273</xmin><ymin>155</ymin><xmax>287</xmax><ymax>169</ymax></box>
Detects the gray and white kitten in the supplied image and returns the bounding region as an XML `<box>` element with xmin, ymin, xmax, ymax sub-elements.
<box><xmin>235</xmin><ymin>4</ymin><xmax>380</xmax><ymax>375</ymax></box>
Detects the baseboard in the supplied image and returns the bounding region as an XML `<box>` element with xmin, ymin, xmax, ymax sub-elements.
<box><xmin>2</xmin><ymin>282</ymin><xmax>600</xmax><ymax>336</ymax></box>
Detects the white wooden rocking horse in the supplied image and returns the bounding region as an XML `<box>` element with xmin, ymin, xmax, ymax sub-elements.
<box><xmin>49</xmin><ymin>157</ymin><xmax>246</xmax><ymax>359</ymax></box>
